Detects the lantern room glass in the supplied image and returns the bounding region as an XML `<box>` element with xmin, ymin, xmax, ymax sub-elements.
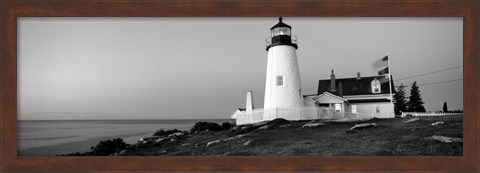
<box><xmin>272</xmin><ymin>27</ymin><xmax>291</xmax><ymax>36</ymax></box>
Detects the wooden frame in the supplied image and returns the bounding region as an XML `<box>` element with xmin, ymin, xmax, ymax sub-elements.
<box><xmin>1</xmin><ymin>0</ymin><xmax>478</xmax><ymax>172</ymax></box>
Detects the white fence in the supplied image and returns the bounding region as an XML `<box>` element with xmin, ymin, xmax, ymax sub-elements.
<box><xmin>235</xmin><ymin>107</ymin><xmax>369</xmax><ymax>125</ymax></box>
<box><xmin>401</xmin><ymin>112</ymin><xmax>463</xmax><ymax>117</ymax></box>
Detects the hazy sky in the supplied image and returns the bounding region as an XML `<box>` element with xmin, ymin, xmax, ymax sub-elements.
<box><xmin>18</xmin><ymin>17</ymin><xmax>463</xmax><ymax>120</ymax></box>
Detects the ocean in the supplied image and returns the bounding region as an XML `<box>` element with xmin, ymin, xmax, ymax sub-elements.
<box><xmin>17</xmin><ymin>119</ymin><xmax>232</xmax><ymax>156</ymax></box>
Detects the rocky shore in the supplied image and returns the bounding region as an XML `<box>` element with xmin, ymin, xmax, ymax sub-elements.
<box><xmin>63</xmin><ymin>115</ymin><xmax>463</xmax><ymax>156</ymax></box>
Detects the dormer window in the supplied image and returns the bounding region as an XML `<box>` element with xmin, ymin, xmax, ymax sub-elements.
<box><xmin>371</xmin><ymin>78</ymin><xmax>381</xmax><ymax>93</ymax></box>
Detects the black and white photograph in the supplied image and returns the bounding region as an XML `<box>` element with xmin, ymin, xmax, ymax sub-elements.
<box><xmin>18</xmin><ymin>17</ymin><xmax>463</xmax><ymax>156</ymax></box>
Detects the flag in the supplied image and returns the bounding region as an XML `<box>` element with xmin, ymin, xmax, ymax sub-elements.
<box><xmin>378</xmin><ymin>67</ymin><xmax>389</xmax><ymax>75</ymax></box>
<box><xmin>379</xmin><ymin>75</ymin><xmax>390</xmax><ymax>83</ymax></box>
<box><xmin>372</xmin><ymin>55</ymin><xmax>389</xmax><ymax>69</ymax></box>
<box><xmin>382</xmin><ymin>55</ymin><xmax>388</xmax><ymax>61</ymax></box>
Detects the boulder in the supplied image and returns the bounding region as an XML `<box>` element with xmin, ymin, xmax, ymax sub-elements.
<box><xmin>349</xmin><ymin>123</ymin><xmax>377</xmax><ymax>131</ymax></box>
<box><xmin>206</xmin><ymin>140</ymin><xmax>221</xmax><ymax>147</ymax></box>
<box><xmin>112</xmin><ymin>150</ymin><xmax>127</xmax><ymax>156</ymax></box>
<box><xmin>430</xmin><ymin>121</ymin><xmax>444</xmax><ymax>126</ymax></box>
<box><xmin>119</xmin><ymin>150</ymin><xmax>126</xmax><ymax>155</ymax></box>
<box><xmin>426</xmin><ymin>135</ymin><xmax>462</xmax><ymax>143</ymax></box>
<box><xmin>232</xmin><ymin>126</ymin><xmax>257</xmax><ymax>135</ymax></box>
<box><xmin>302</xmin><ymin>123</ymin><xmax>325</xmax><ymax>128</ymax></box>
<box><xmin>155</xmin><ymin>138</ymin><xmax>166</xmax><ymax>143</ymax></box>
<box><xmin>243</xmin><ymin>139</ymin><xmax>253</xmax><ymax>146</ymax></box>
<box><xmin>234</xmin><ymin>134</ymin><xmax>249</xmax><ymax>138</ymax></box>
<box><xmin>139</xmin><ymin>136</ymin><xmax>162</xmax><ymax>142</ymax></box>
<box><xmin>223</xmin><ymin>137</ymin><xmax>235</xmax><ymax>141</ymax></box>
<box><xmin>168</xmin><ymin>132</ymin><xmax>184</xmax><ymax>137</ymax></box>
<box><xmin>404</xmin><ymin>118</ymin><xmax>420</xmax><ymax>123</ymax></box>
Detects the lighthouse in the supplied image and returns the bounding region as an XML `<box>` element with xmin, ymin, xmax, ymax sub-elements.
<box><xmin>263</xmin><ymin>17</ymin><xmax>304</xmax><ymax>120</ymax></box>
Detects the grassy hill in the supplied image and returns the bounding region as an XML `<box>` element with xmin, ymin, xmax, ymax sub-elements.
<box><xmin>118</xmin><ymin>115</ymin><xmax>462</xmax><ymax>156</ymax></box>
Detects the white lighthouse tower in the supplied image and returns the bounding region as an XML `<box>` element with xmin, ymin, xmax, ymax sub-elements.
<box><xmin>263</xmin><ymin>17</ymin><xmax>304</xmax><ymax>120</ymax></box>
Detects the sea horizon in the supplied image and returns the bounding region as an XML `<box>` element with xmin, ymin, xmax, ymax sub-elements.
<box><xmin>18</xmin><ymin>118</ymin><xmax>233</xmax><ymax>156</ymax></box>
<box><xmin>18</xmin><ymin>118</ymin><xmax>232</xmax><ymax>121</ymax></box>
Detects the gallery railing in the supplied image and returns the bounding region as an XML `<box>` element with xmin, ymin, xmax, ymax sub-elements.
<box><xmin>265</xmin><ymin>35</ymin><xmax>298</xmax><ymax>48</ymax></box>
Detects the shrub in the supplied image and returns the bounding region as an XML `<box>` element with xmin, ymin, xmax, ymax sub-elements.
<box><xmin>221</xmin><ymin>122</ymin><xmax>234</xmax><ymax>130</ymax></box>
<box><xmin>153</xmin><ymin>129</ymin><xmax>184</xmax><ymax>137</ymax></box>
<box><xmin>89</xmin><ymin>138</ymin><xmax>128</xmax><ymax>156</ymax></box>
<box><xmin>190</xmin><ymin>122</ymin><xmax>222</xmax><ymax>134</ymax></box>
<box><xmin>153</xmin><ymin>129</ymin><xmax>167</xmax><ymax>136</ymax></box>
<box><xmin>57</xmin><ymin>152</ymin><xmax>85</xmax><ymax>156</ymax></box>
<box><xmin>59</xmin><ymin>138</ymin><xmax>129</xmax><ymax>156</ymax></box>
<box><xmin>394</xmin><ymin>109</ymin><xmax>402</xmax><ymax>116</ymax></box>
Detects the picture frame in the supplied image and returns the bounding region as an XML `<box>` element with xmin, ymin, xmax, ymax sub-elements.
<box><xmin>1</xmin><ymin>0</ymin><xmax>478</xmax><ymax>172</ymax></box>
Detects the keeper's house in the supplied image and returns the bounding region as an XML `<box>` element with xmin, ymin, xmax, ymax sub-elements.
<box><xmin>304</xmin><ymin>70</ymin><xmax>396</xmax><ymax>119</ymax></box>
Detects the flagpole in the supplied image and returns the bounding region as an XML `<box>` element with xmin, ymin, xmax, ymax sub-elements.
<box><xmin>387</xmin><ymin>52</ymin><xmax>394</xmax><ymax>118</ymax></box>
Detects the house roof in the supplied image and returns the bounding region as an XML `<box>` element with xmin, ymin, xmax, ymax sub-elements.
<box><xmin>231</xmin><ymin>108</ymin><xmax>246</xmax><ymax>119</ymax></box>
<box><xmin>317</xmin><ymin>75</ymin><xmax>396</xmax><ymax>96</ymax></box>
<box><xmin>348</xmin><ymin>98</ymin><xmax>392</xmax><ymax>103</ymax></box>
<box><xmin>313</xmin><ymin>91</ymin><xmax>349</xmax><ymax>103</ymax></box>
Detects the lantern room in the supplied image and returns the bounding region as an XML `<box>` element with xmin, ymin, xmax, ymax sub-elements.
<box><xmin>266</xmin><ymin>17</ymin><xmax>298</xmax><ymax>51</ymax></box>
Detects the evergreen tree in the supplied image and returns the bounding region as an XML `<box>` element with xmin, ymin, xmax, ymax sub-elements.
<box><xmin>393</xmin><ymin>84</ymin><xmax>407</xmax><ymax>115</ymax></box>
<box><xmin>407</xmin><ymin>81</ymin><xmax>426</xmax><ymax>112</ymax></box>
<box><xmin>442</xmin><ymin>102</ymin><xmax>448</xmax><ymax>112</ymax></box>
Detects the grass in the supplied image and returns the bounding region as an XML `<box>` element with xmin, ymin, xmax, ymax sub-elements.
<box><xmin>121</xmin><ymin>115</ymin><xmax>463</xmax><ymax>156</ymax></box>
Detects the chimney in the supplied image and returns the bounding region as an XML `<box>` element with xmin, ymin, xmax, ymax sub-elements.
<box><xmin>357</xmin><ymin>72</ymin><xmax>361</xmax><ymax>80</ymax></box>
<box><xmin>246</xmin><ymin>91</ymin><xmax>254</xmax><ymax>114</ymax></box>
<box><xmin>338</xmin><ymin>82</ymin><xmax>343</xmax><ymax>97</ymax></box>
<box><xmin>330</xmin><ymin>70</ymin><xmax>336</xmax><ymax>92</ymax></box>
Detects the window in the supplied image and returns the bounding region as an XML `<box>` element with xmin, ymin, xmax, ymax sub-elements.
<box><xmin>335</xmin><ymin>103</ymin><xmax>341</xmax><ymax>112</ymax></box>
<box><xmin>317</xmin><ymin>103</ymin><xmax>329</xmax><ymax>107</ymax></box>
<box><xmin>271</xmin><ymin>28</ymin><xmax>280</xmax><ymax>36</ymax></box>
<box><xmin>272</xmin><ymin>27</ymin><xmax>291</xmax><ymax>36</ymax></box>
<box><xmin>276</xmin><ymin>75</ymin><xmax>283</xmax><ymax>86</ymax></box>
<box><xmin>373</xmin><ymin>84</ymin><xmax>380</xmax><ymax>93</ymax></box>
<box><xmin>279</xmin><ymin>27</ymin><xmax>291</xmax><ymax>35</ymax></box>
<box><xmin>351</xmin><ymin>105</ymin><xmax>357</xmax><ymax>113</ymax></box>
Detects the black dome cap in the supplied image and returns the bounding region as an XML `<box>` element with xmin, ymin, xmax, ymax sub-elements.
<box><xmin>270</xmin><ymin>17</ymin><xmax>291</xmax><ymax>30</ymax></box>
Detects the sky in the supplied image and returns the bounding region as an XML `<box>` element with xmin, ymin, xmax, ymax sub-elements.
<box><xmin>18</xmin><ymin>17</ymin><xmax>463</xmax><ymax>120</ymax></box>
